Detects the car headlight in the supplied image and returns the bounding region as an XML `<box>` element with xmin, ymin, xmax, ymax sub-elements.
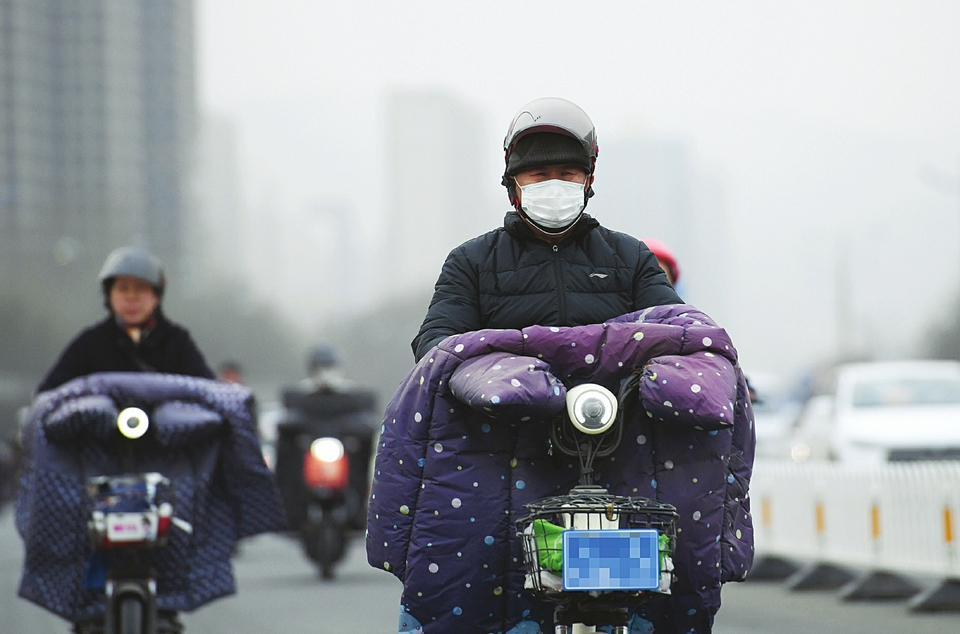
<box><xmin>790</xmin><ymin>442</ymin><xmax>811</xmax><ymax>463</ymax></box>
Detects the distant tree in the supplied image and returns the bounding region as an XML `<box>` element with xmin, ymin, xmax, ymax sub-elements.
<box><xmin>0</xmin><ymin>295</ymin><xmax>62</xmax><ymax>380</ymax></box>
<box><xmin>320</xmin><ymin>292</ymin><xmax>433</xmax><ymax>407</ymax></box>
<box><xmin>0</xmin><ymin>296</ymin><xmax>60</xmax><ymax>438</ymax></box>
<box><xmin>167</xmin><ymin>279</ymin><xmax>305</xmax><ymax>389</ymax></box>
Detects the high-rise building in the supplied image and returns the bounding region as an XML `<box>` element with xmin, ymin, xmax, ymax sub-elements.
<box><xmin>0</xmin><ymin>0</ymin><xmax>194</xmax><ymax>314</ymax></box>
<box><xmin>591</xmin><ymin>137</ymin><xmax>729</xmax><ymax>316</ymax></box>
<box><xmin>383</xmin><ymin>89</ymin><xmax>493</xmax><ymax>298</ymax></box>
<box><xmin>592</xmin><ymin>138</ymin><xmax>694</xmax><ymax>262</ymax></box>
<box><xmin>188</xmin><ymin>112</ymin><xmax>241</xmax><ymax>291</ymax></box>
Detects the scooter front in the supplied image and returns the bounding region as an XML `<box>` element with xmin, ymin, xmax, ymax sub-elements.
<box><xmin>301</xmin><ymin>436</ymin><xmax>352</xmax><ymax>579</ymax></box>
<box><xmin>517</xmin><ymin>380</ymin><xmax>679</xmax><ymax>634</ymax></box>
<box><xmin>17</xmin><ymin>372</ymin><xmax>285</xmax><ymax>634</ymax></box>
<box><xmin>85</xmin><ymin>407</ymin><xmax>185</xmax><ymax>634</ymax></box>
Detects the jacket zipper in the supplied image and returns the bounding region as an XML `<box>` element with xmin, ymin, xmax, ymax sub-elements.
<box><xmin>552</xmin><ymin>244</ymin><xmax>567</xmax><ymax>323</ymax></box>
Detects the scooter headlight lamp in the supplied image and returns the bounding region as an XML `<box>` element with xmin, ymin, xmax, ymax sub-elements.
<box><xmin>117</xmin><ymin>407</ymin><xmax>149</xmax><ymax>439</ymax></box>
<box><xmin>310</xmin><ymin>437</ymin><xmax>345</xmax><ymax>463</ymax></box>
<box><xmin>566</xmin><ymin>384</ymin><xmax>618</xmax><ymax>435</ymax></box>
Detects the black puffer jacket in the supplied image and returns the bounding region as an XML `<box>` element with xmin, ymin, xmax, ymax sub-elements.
<box><xmin>412</xmin><ymin>212</ymin><xmax>682</xmax><ymax>360</ymax></box>
<box><xmin>37</xmin><ymin>312</ymin><xmax>214</xmax><ymax>392</ymax></box>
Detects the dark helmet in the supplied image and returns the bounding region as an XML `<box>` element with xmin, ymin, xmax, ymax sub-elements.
<box><xmin>307</xmin><ymin>344</ymin><xmax>339</xmax><ymax>374</ymax></box>
<box><xmin>501</xmin><ymin>98</ymin><xmax>599</xmax><ymax>210</ymax></box>
<box><xmin>98</xmin><ymin>246</ymin><xmax>165</xmax><ymax>297</ymax></box>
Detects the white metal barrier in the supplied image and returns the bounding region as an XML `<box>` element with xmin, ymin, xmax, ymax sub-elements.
<box><xmin>752</xmin><ymin>460</ymin><xmax>960</xmax><ymax>579</ymax></box>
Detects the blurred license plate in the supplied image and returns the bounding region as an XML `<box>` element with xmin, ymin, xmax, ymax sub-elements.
<box><xmin>106</xmin><ymin>512</ymin><xmax>155</xmax><ymax>542</ymax></box>
<box><xmin>562</xmin><ymin>529</ymin><xmax>660</xmax><ymax>591</ymax></box>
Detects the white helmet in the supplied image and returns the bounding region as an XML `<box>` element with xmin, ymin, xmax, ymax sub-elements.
<box><xmin>503</xmin><ymin>97</ymin><xmax>598</xmax><ymax>173</ymax></box>
<box><xmin>502</xmin><ymin>98</ymin><xmax>598</xmax><ymax>210</ymax></box>
<box><xmin>98</xmin><ymin>246</ymin><xmax>165</xmax><ymax>297</ymax></box>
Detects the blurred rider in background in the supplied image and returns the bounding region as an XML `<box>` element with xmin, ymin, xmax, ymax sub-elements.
<box><xmin>217</xmin><ymin>360</ymin><xmax>245</xmax><ymax>384</ymax></box>
<box><xmin>37</xmin><ymin>246</ymin><xmax>214</xmax><ymax>393</ymax></box>
<box><xmin>641</xmin><ymin>237</ymin><xmax>680</xmax><ymax>288</ymax></box>
<box><xmin>274</xmin><ymin>345</ymin><xmax>377</xmax><ymax>535</ymax></box>
<box><xmin>297</xmin><ymin>344</ymin><xmax>356</xmax><ymax>393</ymax></box>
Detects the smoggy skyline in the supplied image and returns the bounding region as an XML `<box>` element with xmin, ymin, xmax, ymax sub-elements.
<box><xmin>196</xmin><ymin>1</ymin><xmax>960</xmax><ymax>384</ymax></box>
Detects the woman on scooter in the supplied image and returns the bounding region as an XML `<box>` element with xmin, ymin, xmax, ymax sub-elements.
<box><xmin>370</xmin><ymin>98</ymin><xmax>755</xmax><ymax>634</ymax></box>
<box><xmin>37</xmin><ymin>246</ymin><xmax>214</xmax><ymax>393</ymax></box>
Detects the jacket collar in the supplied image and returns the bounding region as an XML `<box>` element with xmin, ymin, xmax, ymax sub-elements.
<box><xmin>502</xmin><ymin>211</ymin><xmax>599</xmax><ymax>245</ymax></box>
<box><xmin>105</xmin><ymin>309</ymin><xmax>168</xmax><ymax>345</ymax></box>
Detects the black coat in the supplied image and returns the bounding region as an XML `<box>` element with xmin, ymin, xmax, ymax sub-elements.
<box><xmin>37</xmin><ymin>312</ymin><xmax>215</xmax><ymax>392</ymax></box>
<box><xmin>412</xmin><ymin>211</ymin><xmax>683</xmax><ymax>360</ymax></box>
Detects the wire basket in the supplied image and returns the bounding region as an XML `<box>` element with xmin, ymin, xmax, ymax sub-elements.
<box><xmin>87</xmin><ymin>473</ymin><xmax>175</xmax><ymax>549</ymax></box>
<box><xmin>516</xmin><ymin>487</ymin><xmax>678</xmax><ymax>602</ymax></box>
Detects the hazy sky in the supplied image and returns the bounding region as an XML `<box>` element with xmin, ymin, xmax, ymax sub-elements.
<box><xmin>200</xmin><ymin>1</ymin><xmax>960</xmax><ymax>139</ymax></box>
<box><xmin>197</xmin><ymin>1</ymin><xmax>960</xmax><ymax>387</ymax></box>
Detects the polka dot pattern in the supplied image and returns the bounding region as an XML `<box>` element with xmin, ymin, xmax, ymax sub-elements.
<box><xmin>447</xmin><ymin>351</ymin><xmax>567</xmax><ymax>420</ymax></box>
<box><xmin>368</xmin><ymin>304</ymin><xmax>753</xmax><ymax>633</ymax></box>
<box><xmin>19</xmin><ymin>373</ymin><xmax>285</xmax><ymax>621</ymax></box>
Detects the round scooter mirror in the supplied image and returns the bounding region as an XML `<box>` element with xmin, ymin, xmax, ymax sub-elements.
<box><xmin>117</xmin><ymin>407</ymin><xmax>150</xmax><ymax>439</ymax></box>
<box><xmin>566</xmin><ymin>384</ymin><xmax>618</xmax><ymax>435</ymax></box>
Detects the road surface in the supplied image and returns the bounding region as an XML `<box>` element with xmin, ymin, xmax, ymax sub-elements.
<box><xmin>2</xmin><ymin>509</ymin><xmax>958</xmax><ymax>633</ymax></box>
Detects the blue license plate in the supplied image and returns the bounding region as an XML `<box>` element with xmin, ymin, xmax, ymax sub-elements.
<box><xmin>562</xmin><ymin>528</ymin><xmax>660</xmax><ymax>591</ymax></box>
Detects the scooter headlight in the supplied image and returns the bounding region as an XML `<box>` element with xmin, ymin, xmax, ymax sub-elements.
<box><xmin>117</xmin><ymin>407</ymin><xmax>149</xmax><ymax>439</ymax></box>
<box><xmin>310</xmin><ymin>437</ymin><xmax>345</xmax><ymax>462</ymax></box>
<box><xmin>305</xmin><ymin>437</ymin><xmax>349</xmax><ymax>490</ymax></box>
<box><xmin>566</xmin><ymin>384</ymin><xmax>618</xmax><ymax>435</ymax></box>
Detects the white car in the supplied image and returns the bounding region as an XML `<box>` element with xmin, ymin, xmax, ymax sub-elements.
<box><xmin>789</xmin><ymin>360</ymin><xmax>960</xmax><ymax>465</ymax></box>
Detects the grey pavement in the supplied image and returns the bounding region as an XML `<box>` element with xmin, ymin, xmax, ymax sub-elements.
<box><xmin>714</xmin><ymin>576</ymin><xmax>960</xmax><ymax>634</ymax></box>
<box><xmin>4</xmin><ymin>507</ymin><xmax>960</xmax><ymax>633</ymax></box>
<box><xmin>0</xmin><ymin>509</ymin><xmax>402</xmax><ymax>634</ymax></box>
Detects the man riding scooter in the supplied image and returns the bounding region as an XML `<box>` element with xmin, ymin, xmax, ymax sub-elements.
<box><xmin>274</xmin><ymin>345</ymin><xmax>377</xmax><ymax>579</ymax></box>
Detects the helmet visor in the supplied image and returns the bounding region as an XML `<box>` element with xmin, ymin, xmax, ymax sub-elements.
<box><xmin>503</xmin><ymin>97</ymin><xmax>597</xmax><ymax>158</ymax></box>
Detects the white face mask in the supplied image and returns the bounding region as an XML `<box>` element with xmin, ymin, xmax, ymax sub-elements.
<box><xmin>518</xmin><ymin>178</ymin><xmax>586</xmax><ymax>230</ymax></box>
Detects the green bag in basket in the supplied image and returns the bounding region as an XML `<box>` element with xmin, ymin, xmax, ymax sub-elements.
<box><xmin>532</xmin><ymin>519</ymin><xmax>565</xmax><ymax>572</ymax></box>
